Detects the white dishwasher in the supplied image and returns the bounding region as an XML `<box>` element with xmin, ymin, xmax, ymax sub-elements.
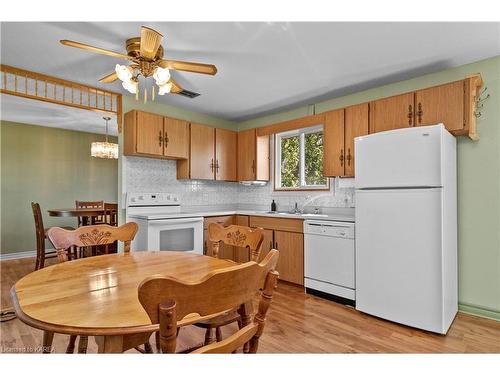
<box><xmin>304</xmin><ymin>220</ymin><xmax>356</xmax><ymax>305</ymax></box>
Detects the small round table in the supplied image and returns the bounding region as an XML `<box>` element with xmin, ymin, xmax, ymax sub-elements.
<box><xmin>11</xmin><ymin>251</ymin><xmax>237</xmax><ymax>353</ymax></box>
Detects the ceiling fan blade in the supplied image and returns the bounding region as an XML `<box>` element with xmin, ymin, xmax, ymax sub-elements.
<box><xmin>60</xmin><ymin>40</ymin><xmax>134</xmax><ymax>61</ymax></box>
<box><xmin>159</xmin><ymin>60</ymin><xmax>217</xmax><ymax>75</ymax></box>
<box><xmin>99</xmin><ymin>72</ymin><xmax>118</xmax><ymax>83</ymax></box>
<box><xmin>140</xmin><ymin>26</ymin><xmax>163</xmax><ymax>60</ymax></box>
<box><xmin>169</xmin><ymin>79</ymin><xmax>183</xmax><ymax>94</ymax></box>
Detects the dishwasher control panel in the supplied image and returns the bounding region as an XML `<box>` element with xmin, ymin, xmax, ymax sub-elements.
<box><xmin>304</xmin><ymin>220</ymin><xmax>355</xmax><ymax>239</ymax></box>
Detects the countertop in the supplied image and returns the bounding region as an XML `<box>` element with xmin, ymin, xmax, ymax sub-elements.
<box><xmin>128</xmin><ymin>207</ymin><xmax>355</xmax><ymax>223</ymax></box>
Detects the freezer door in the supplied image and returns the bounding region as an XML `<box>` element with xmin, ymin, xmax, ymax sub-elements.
<box><xmin>355</xmin><ymin>125</ymin><xmax>444</xmax><ymax>189</ymax></box>
<box><xmin>355</xmin><ymin>188</ymin><xmax>446</xmax><ymax>333</ymax></box>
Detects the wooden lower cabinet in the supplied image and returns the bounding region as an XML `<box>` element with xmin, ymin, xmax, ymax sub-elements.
<box><xmin>259</xmin><ymin>229</ymin><xmax>274</xmax><ymax>262</ymax></box>
<box><xmin>274</xmin><ymin>230</ymin><xmax>304</xmax><ymax>285</ymax></box>
<box><xmin>204</xmin><ymin>215</ymin><xmax>305</xmax><ymax>286</ymax></box>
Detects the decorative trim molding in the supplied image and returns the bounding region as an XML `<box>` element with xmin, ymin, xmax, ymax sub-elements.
<box><xmin>459</xmin><ymin>303</ymin><xmax>500</xmax><ymax>322</ymax></box>
<box><xmin>0</xmin><ymin>64</ymin><xmax>123</xmax><ymax>132</ymax></box>
<box><xmin>0</xmin><ymin>250</ymin><xmax>36</xmax><ymax>261</ymax></box>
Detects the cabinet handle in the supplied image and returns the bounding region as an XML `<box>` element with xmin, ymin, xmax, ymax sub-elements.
<box><xmin>164</xmin><ymin>132</ymin><xmax>169</xmax><ymax>148</ymax></box>
<box><xmin>346</xmin><ymin>148</ymin><xmax>352</xmax><ymax>166</ymax></box>
<box><xmin>408</xmin><ymin>104</ymin><xmax>413</xmax><ymax>126</ymax></box>
<box><xmin>339</xmin><ymin>149</ymin><xmax>344</xmax><ymax>167</ymax></box>
<box><xmin>269</xmin><ymin>241</ymin><xmax>273</xmax><ymax>249</ymax></box>
<box><xmin>251</xmin><ymin>160</ymin><xmax>256</xmax><ymax>173</ymax></box>
<box><xmin>417</xmin><ymin>102</ymin><xmax>423</xmax><ymax>124</ymax></box>
<box><xmin>158</xmin><ymin>131</ymin><xmax>163</xmax><ymax>147</ymax></box>
<box><xmin>210</xmin><ymin>158</ymin><xmax>214</xmax><ymax>172</ymax></box>
<box><xmin>275</xmin><ymin>241</ymin><xmax>278</xmax><ymax>249</ymax></box>
<box><xmin>215</xmin><ymin>160</ymin><xmax>220</xmax><ymax>174</ymax></box>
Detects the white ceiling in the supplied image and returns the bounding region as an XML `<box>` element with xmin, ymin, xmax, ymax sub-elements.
<box><xmin>1</xmin><ymin>22</ymin><xmax>499</xmax><ymax>121</ymax></box>
<box><xmin>0</xmin><ymin>94</ymin><xmax>118</xmax><ymax>136</ymax></box>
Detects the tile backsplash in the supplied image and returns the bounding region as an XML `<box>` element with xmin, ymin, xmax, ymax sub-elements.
<box><xmin>123</xmin><ymin>156</ymin><xmax>355</xmax><ymax>210</ymax></box>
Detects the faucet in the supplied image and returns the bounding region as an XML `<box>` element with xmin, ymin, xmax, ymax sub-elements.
<box><xmin>291</xmin><ymin>202</ymin><xmax>301</xmax><ymax>214</ymax></box>
<box><xmin>297</xmin><ymin>193</ymin><xmax>331</xmax><ymax>214</ymax></box>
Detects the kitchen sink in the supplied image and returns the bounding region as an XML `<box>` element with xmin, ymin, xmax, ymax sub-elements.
<box><xmin>263</xmin><ymin>211</ymin><xmax>328</xmax><ymax>218</ymax></box>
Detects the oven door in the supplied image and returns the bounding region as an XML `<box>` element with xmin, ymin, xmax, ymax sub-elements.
<box><xmin>147</xmin><ymin>217</ymin><xmax>204</xmax><ymax>255</ymax></box>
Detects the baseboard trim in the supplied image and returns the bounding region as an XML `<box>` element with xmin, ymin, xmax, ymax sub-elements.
<box><xmin>459</xmin><ymin>303</ymin><xmax>500</xmax><ymax>322</ymax></box>
<box><xmin>0</xmin><ymin>251</ymin><xmax>36</xmax><ymax>261</ymax></box>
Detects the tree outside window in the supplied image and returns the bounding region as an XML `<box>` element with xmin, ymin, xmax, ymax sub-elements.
<box><xmin>275</xmin><ymin>125</ymin><xmax>328</xmax><ymax>190</ymax></box>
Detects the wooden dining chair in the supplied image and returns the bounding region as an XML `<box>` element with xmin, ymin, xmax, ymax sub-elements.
<box><xmin>75</xmin><ymin>200</ymin><xmax>104</xmax><ymax>226</ymax></box>
<box><xmin>194</xmin><ymin>223</ymin><xmax>264</xmax><ymax>345</ymax></box>
<box><xmin>47</xmin><ymin>222</ymin><xmax>139</xmax><ymax>354</ymax></box>
<box><xmin>138</xmin><ymin>249</ymin><xmax>279</xmax><ymax>354</ymax></box>
<box><xmin>104</xmin><ymin>203</ymin><xmax>118</xmax><ymax>226</ymax></box>
<box><xmin>31</xmin><ymin>202</ymin><xmax>74</xmax><ymax>270</ymax></box>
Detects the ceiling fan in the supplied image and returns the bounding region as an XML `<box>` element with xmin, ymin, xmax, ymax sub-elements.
<box><xmin>60</xmin><ymin>26</ymin><xmax>217</xmax><ymax>101</ymax></box>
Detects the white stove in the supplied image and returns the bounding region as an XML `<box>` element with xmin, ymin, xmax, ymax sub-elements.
<box><xmin>126</xmin><ymin>192</ymin><xmax>203</xmax><ymax>254</ymax></box>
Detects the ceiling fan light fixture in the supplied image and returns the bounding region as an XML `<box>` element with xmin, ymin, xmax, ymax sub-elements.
<box><xmin>158</xmin><ymin>82</ymin><xmax>172</xmax><ymax>95</ymax></box>
<box><xmin>122</xmin><ymin>80</ymin><xmax>138</xmax><ymax>94</ymax></box>
<box><xmin>115</xmin><ymin>64</ymin><xmax>132</xmax><ymax>82</ymax></box>
<box><xmin>153</xmin><ymin>67</ymin><xmax>171</xmax><ymax>86</ymax></box>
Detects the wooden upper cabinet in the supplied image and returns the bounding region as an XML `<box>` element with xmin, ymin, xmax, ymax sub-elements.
<box><xmin>237</xmin><ymin>129</ymin><xmax>269</xmax><ymax>182</ymax></box>
<box><xmin>237</xmin><ymin>129</ymin><xmax>256</xmax><ymax>181</ymax></box>
<box><xmin>163</xmin><ymin>117</ymin><xmax>189</xmax><ymax>159</ymax></box>
<box><xmin>369</xmin><ymin>92</ymin><xmax>415</xmax><ymax>133</ymax></box>
<box><xmin>323</xmin><ymin>109</ymin><xmax>345</xmax><ymax>177</ymax></box>
<box><xmin>215</xmin><ymin>128</ymin><xmax>237</xmax><ymax>181</ymax></box>
<box><xmin>344</xmin><ymin>103</ymin><xmax>369</xmax><ymax>177</ymax></box>
<box><xmin>133</xmin><ymin>111</ymin><xmax>164</xmax><ymax>157</ymax></box>
<box><xmin>124</xmin><ymin>110</ymin><xmax>188</xmax><ymax>159</ymax></box>
<box><xmin>415</xmin><ymin>80</ymin><xmax>464</xmax><ymax>132</ymax></box>
<box><xmin>189</xmin><ymin>123</ymin><xmax>215</xmax><ymax>180</ymax></box>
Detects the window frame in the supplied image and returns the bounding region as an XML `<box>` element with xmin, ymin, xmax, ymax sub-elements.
<box><xmin>274</xmin><ymin>124</ymin><xmax>329</xmax><ymax>191</ymax></box>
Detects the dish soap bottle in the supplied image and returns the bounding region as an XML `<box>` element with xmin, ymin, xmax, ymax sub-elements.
<box><xmin>271</xmin><ymin>200</ymin><xmax>277</xmax><ymax>212</ymax></box>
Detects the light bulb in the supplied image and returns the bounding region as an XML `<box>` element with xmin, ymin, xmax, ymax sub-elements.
<box><xmin>122</xmin><ymin>80</ymin><xmax>137</xmax><ymax>94</ymax></box>
<box><xmin>153</xmin><ymin>67</ymin><xmax>171</xmax><ymax>86</ymax></box>
<box><xmin>115</xmin><ymin>64</ymin><xmax>132</xmax><ymax>82</ymax></box>
<box><xmin>157</xmin><ymin>82</ymin><xmax>172</xmax><ymax>95</ymax></box>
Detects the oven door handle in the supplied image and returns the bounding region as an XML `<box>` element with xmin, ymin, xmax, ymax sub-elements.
<box><xmin>147</xmin><ymin>217</ymin><xmax>204</xmax><ymax>225</ymax></box>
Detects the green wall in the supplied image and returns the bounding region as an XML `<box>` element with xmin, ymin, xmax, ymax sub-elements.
<box><xmin>239</xmin><ymin>55</ymin><xmax>500</xmax><ymax>320</ymax></box>
<box><xmin>0</xmin><ymin>121</ymin><xmax>118</xmax><ymax>254</ymax></box>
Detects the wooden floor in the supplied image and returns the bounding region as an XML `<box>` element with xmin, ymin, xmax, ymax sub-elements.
<box><xmin>1</xmin><ymin>257</ymin><xmax>499</xmax><ymax>353</ymax></box>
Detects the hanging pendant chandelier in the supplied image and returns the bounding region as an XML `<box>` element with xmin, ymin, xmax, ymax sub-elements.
<box><xmin>91</xmin><ymin>117</ymin><xmax>118</xmax><ymax>159</ymax></box>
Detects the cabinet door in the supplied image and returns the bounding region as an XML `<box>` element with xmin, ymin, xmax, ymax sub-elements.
<box><xmin>274</xmin><ymin>231</ymin><xmax>304</xmax><ymax>285</ymax></box>
<box><xmin>369</xmin><ymin>92</ymin><xmax>415</xmax><ymax>133</ymax></box>
<box><xmin>323</xmin><ymin>109</ymin><xmax>345</xmax><ymax>177</ymax></box>
<box><xmin>237</xmin><ymin>129</ymin><xmax>256</xmax><ymax>181</ymax></box>
<box><xmin>256</xmin><ymin>134</ymin><xmax>270</xmax><ymax>181</ymax></box>
<box><xmin>215</xmin><ymin>128</ymin><xmax>237</xmax><ymax>181</ymax></box>
<box><xmin>135</xmin><ymin>111</ymin><xmax>164</xmax><ymax>156</ymax></box>
<box><xmin>415</xmin><ymin>80</ymin><xmax>464</xmax><ymax>132</ymax></box>
<box><xmin>259</xmin><ymin>229</ymin><xmax>274</xmax><ymax>263</ymax></box>
<box><xmin>163</xmin><ymin>117</ymin><xmax>189</xmax><ymax>158</ymax></box>
<box><xmin>344</xmin><ymin>103</ymin><xmax>369</xmax><ymax>177</ymax></box>
<box><xmin>190</xmin><ymin>123</ymin><xmax>215</xmax><ymax>180</ymax></box>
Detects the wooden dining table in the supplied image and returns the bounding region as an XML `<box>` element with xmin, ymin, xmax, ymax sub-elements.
<box><xmin>11</xmin><ymin>251</ymin><xmax>240</xmax><ymax>353</ymax></box>
<box><xmin>48</xmin><ymin>207</ymin><xmax>107</xmax><ymax>225</ymax></box>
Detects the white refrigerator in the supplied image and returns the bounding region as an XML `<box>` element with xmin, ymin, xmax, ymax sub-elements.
<box><xmin>354</xmin><ymin>124</ymin><xmax>457</xmax><ymax>334</ymax></box>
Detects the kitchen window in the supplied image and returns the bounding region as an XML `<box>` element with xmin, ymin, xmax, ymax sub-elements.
<box><xmin>275</xmin><ymin>125</ymin><xmax>328</xmax><ymax>190</ymax></box>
